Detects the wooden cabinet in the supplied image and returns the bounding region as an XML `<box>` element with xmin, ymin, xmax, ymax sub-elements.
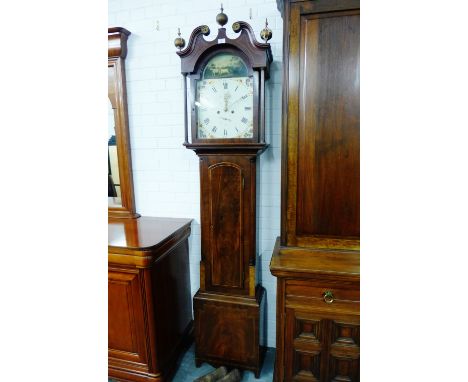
<box><xmin>272</xmin><ymin>0</ymin><xmax>360</xmax><ymax>380</ymax></box>
<box><xmin>271</xmin><ymin>242</ymin><xmax>360</xmax><ymax>382</ymax></box>
<box><xmin>108</xmin><ymin>217</ymin><xmax>193</xmax><ymax>382</ymax></box>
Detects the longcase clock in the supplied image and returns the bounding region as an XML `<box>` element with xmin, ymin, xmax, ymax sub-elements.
<box><xmin>175</xmin><ymin>7</ymin><xmax>272</xmax><ymax>378</ymax></box>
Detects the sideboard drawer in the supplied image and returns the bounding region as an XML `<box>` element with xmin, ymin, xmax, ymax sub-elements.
<box><xmin>285</xmin><ymin>280</ymin><xmax>360</xmax><ymax>316</ymax></box>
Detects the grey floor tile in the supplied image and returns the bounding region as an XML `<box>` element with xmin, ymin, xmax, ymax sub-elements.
<box><xmin>109</xmin><ymin>344</ymin><xmax>275</xmax><ymax>382</ymax></box>
<box><xmin>172</xmin><ymin>344</ymin><xmax>275</xmax><ymax>382</ymax></box>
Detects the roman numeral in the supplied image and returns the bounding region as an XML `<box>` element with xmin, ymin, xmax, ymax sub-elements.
<box><xmin>245</xmin><ymin>107</ymin><xmax>251</xmax><ymax>110</ymax></box>
<box><xmin>212</xmin><ymin>87</ymin><xmax>217</xmax><ymax>92</ymax></box>
<box><xmin>212</xmin><ymin>126</ymin><xmax>217</xmax><ymax>132</ymax></box>
<box><xmin>204</xmin><ymin>118</ymin><xmax>210</xmax><ymax>124</ymax></box>
<box><xmin>224</xmin><ymin>129</ymin><xmax>228</xmax><ymax>136</ymax></box>
<box><xmin>235</xmin><ymin>127</ymin><xmax>239</xmax><ymax>132</ymax></box>
<box><xmin>241</xmin><ymin>94</ymin><xmax>248</xmax><ymax>100</ymax></box>
<box><xmin>241</xmin><ymin>117</ymin><xmax>248</xmax><ymax>124</ymax></box>
<box><xmin>235</xmin><ymin>85</ymin><xmax>239</xmax><ymax>92</ymax></box>
<box><xmin>223</xmin><ymin>82</ymin><xmax>228</xmax><ymax>89</ymax></box>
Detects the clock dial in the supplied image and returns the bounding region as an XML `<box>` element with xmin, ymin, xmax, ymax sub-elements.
<box><xmin>197</xmin><ymin>77</ymin><xmax>253</xmax><ymax>139</ymax></box>
<box><xmin>195</xmin><ymin>53</ymin><xmax>254</xmax><ymax>139</ymax></box>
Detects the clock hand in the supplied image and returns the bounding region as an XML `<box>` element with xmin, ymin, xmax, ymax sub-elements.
<box><xmin>229</xmin><ymin>94</ymin><xmax>249</xmax><ymax>109</ymax></box>
<box><xmin>224</xmin><ymin>92</ymin><xmax>231</xmax><ymax>112</ymax></box>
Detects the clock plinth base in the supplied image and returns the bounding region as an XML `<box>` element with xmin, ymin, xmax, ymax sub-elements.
<box><xmin>193</xmin><ymin>287</ymin><xmax>266</xmax><ymax>378</ymax></box>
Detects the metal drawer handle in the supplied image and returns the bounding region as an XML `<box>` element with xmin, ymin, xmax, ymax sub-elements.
<box><xmin>323</xmin><ymin>290</ymin><xmax>334</xmax><ymax>304</ymax></box>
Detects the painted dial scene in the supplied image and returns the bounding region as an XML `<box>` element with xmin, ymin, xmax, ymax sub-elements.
<box><xmin>195</xmin><ymin>53</ymin><xmax>254</xmax><ymax>139</ymax></box>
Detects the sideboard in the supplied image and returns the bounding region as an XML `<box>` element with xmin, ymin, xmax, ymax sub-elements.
<box><xmin>108</xmin><ymin>217</ymin><xmax>193</xmax><ymax>382</ymax></box>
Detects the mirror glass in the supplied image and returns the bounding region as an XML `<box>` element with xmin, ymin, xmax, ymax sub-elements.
<box><xmin>108</xmin><ymin>98</ymin><xmax>122</xmax><ymax>207</ymax></box>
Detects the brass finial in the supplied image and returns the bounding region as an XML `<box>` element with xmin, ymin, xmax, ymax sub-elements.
<box><xmin>200</xmin><ymin>25</ymin><xmax>210</xmax><ymax>36</ymax></box>
<box><xmin>174</xmin><ymin>28</ymin><xmax>186</xmax><ymax>50</ymax></box>
<box><xmin>216</xmin><ymin>3</ymin><xmax>228</xmax><ymax>27</ymax></box>
<box><xmin>260</xmin><ymin>18</ymin><xmax>272</xmax><ymax>42</ymax></box>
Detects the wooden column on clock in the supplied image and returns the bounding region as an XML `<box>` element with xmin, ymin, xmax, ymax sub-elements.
<box><xmin>176</xmin><ymin>13</ymin><xmax>272</xmax><ymax>378</ymax></box>
<box><xmin>271</xmin><ymin>0</ymin><xmax>360</xmax><ymax>381</ymax></box>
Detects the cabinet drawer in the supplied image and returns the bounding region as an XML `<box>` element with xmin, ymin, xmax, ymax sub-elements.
<box><xmin>285</xmin><ymin>280</ymin><xmax>359</xmax><ymax>315</ymax></box>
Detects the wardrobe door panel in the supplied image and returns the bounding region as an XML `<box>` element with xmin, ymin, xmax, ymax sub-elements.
<box><xmin>296</xmin><ymin>10</ymin><xmax>360</xmax><ymax>238</ymax></box>
<box><xmin>284</xmin><ymin>0</ymin><xmax>360</xmax><ymax>249</ymax></box>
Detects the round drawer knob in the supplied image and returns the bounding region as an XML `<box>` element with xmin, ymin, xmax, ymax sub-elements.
<box><xmin>323</xmin><ymin>290</ymin><xmax>334</xmax><ymax>304</ymax></box>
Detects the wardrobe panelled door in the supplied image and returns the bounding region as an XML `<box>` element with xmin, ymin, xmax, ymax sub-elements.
<box><xmin>272</xmin><ymin>0</ymin><xmax>360</xmax><ymax>381</ymax></box>
<box><xmin>295</xmin><ymin>10</ymin><xmax>360</xmax><ymax>239</ymax></box>
<box><xmin>283</xmin><ymin>0</ymin><xmax>360</xmax><ymax>250</ymax></box>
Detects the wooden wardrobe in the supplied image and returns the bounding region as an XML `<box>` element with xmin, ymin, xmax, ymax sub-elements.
<box><xmin>270</xmin><ymin>0</ymin><xmax>360</xmax><ymax>381</ymax></box>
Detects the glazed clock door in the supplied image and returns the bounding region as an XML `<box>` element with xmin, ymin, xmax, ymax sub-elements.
<box><xmin>199</xmin><ymin>155</ymin><xmax>255</xmax><ymax>296</ymax></box>
<box><xmin>191</xmin><ymin>50</ymin><xmax>259</xmax><ymax>143</ymax></box>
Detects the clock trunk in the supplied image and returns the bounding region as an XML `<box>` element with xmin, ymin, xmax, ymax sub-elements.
<box><xmin>199</xmin><ymin>154</ymin><xmax>256</xmax><ymax>296</ymax></box>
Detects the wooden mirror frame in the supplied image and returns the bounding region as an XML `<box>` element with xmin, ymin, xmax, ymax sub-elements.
<box><xmin>108</xmin><ymin>27</ymin><xmax>139</xmax><ymax>219</ymax></box>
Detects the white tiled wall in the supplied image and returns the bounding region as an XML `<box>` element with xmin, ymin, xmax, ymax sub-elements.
<box><xmin>109</xmin><ymin>0</ymin><xmax>283</xmax><ymax>347</ymax></box>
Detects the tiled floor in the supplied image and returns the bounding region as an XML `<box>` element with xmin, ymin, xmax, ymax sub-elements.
<box><xmin>109</xmin><ymin>344</ymin><xmax>275</xmax><ymax>382</ymax></box>
<box><xmin>172</xmin><ymin>345</ymin><xmax>275</xmax><ymax>382</ymax></box>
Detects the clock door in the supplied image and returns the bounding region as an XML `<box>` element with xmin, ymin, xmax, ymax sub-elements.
<box><xmin>199</xmin><ymin>155</ymin><xmax>255</xmax><ymax>296</ymax></box>
<box><xmin>191</xmin><ymin>49</ymin><xmax>259</xmax><ymax>144</ymax></box>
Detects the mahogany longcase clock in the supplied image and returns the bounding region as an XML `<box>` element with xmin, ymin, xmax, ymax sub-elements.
<box><xmin>175</xmin><ymin>7</ymin><xmax>272</xmax><ymax>378</ymax></box>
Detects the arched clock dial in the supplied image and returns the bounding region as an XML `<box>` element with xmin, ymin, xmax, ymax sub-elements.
<box><xmin>196</xmin><ymin>76</ymin><xmax>253</xmax><ymax>139</ymax></box>
<box><xmin>195</xmin><ymin>52</ymin><xmax>254</xmax><ymax>139</ymax></box>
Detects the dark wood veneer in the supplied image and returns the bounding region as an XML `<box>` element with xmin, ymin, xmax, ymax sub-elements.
<box><xmin>281</xmin><ymin>0</ymin><xmax>360</xmax><ymax>250</ymax></box>
<box><xmin>271</xmin><ymin>239</ymin><xmax>360</xmax><ymax>382</ymax></box>
<box><xmin>199</xmin><ymin>154</ymin><xmax>258</xmax><ymax>296</ymax></box>
<box><xmin>272</xmin><ymin>1</ymin><xmax>360</xmax><ymax>380</ymax></box>
<box><xmin>194</xmin><ymin>287</ymin><xmax>266</xmax><ymax>375</ymax></box>
<box><xmin>295</xmin><ymin>10</ymin><xmax>360</xmax><ymax>240</ymax></box>
<box><xmin>108</xmin><ymin>217</ymin><xmax>193</xmax><ymax>382</ymax></box>
<box><xmin>177</xmin><ymin>15</ymin><xmax>272</xmax><ymax>378</ymax></box>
